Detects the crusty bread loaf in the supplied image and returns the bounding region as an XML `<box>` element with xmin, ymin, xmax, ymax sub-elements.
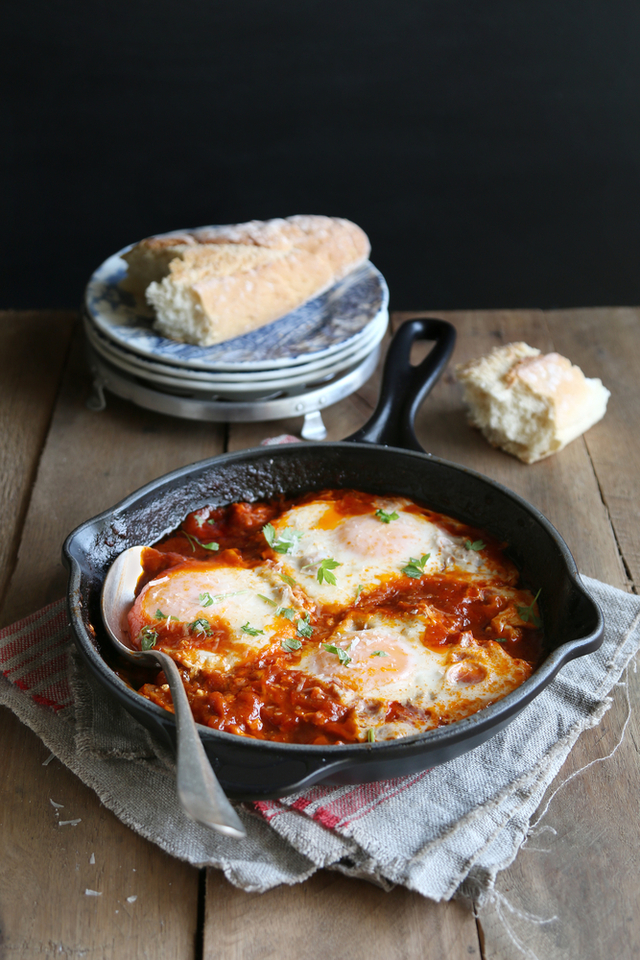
<box><xmin>121</xmin><ymin>215</ymin><xmax>371</xmax><ymax>346</ymax></box>
<box><xmin>455</xmin><ymin>342</ymin><xmax>610</xmax><ymax>463</ymax></box>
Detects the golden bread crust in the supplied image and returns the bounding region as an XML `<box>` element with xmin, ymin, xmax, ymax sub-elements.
<box><xmin>121</xmin><ymin>216</ymin><xmax>371</xmax><ymax>345</ymax></box>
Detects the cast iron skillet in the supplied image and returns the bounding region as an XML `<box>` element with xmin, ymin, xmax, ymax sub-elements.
<box><xmin>63</xmin><ymin>318</ymin><xmax>603</xmax><ymax>800</ymax></box>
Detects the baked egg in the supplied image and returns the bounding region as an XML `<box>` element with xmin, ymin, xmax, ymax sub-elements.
<box><xmin>127</xmin><ymin>490</ymin><xmax>540</xmax><ymax>744</ymax></box>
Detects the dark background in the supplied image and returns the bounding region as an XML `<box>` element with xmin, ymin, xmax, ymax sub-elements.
<box><xmin>3</xmin><ymin>1</ymin><xmax>640</xmax><ymax>311</ymax></box>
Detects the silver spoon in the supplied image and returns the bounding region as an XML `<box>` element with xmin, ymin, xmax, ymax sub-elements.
<box><xmin>100</xmin><ymin>545</ymin><xmax>246</xmax><ymax>838</ymax></box>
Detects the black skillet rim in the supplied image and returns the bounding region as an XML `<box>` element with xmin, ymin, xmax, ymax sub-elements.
<box><xmin>63</xmin><ymin>439</ymin><xmax>604</xmax><ymax>765</ymax></box>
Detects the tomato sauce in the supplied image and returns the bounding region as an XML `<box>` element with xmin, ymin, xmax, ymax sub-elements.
<box><xmin>125</xmin><ymin>490</ymin><xmax>542</xmax><ymax>744</ymax></box>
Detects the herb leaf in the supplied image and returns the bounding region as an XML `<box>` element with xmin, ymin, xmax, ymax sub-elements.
<box><xmin>517</xmin><ymin>588</ymin><xmax>542</xmax><ymax>628</ymax></box>
<box><xmin>281</xmin><ymin>636</ymin><xmax>302</xmax><ymax>652</ymax></box>
<box><xmin>139</xmin><ymin>626</ymin><xmax>158</xmax><ymax>650</ymax></box>
<box><xmin>155</xmin><ymin>609</ymin><xmax>167</xmax><ymax>620</ymax></box>
<box><xmin>279</xmin><ymin>572</ymin><xmax>297</xmax><ymax>589</ymax></box>
<box><xmin>199</xmin><ymin>540</ymin><xmax>219</xmax><ymax>552</ymax></box>
<box><xmin>278</xmin><ymin>607</ymin><xmax>296</xmax><ymax>621</ymax></box>
<box><xmin>188</xmin><ymin>618</ymin><xmax>212</xmax><ymax>636</ymax></box>
<box><xmin>183</xmin><ymin>530</ymin><xmax>219</xmax><ymax>553</ymax></box>
<box><xmin>322</xmin><ymin>643</ymin><xmax>351</xmax><ymax>666</ymax></box>
<box><xmin>402</xmin><ymin>554</ymin><xmax>431</xmax><ymax>578</ymax></box>
<box><xmin>317</xmin><ymin>558</ymin><xmax>341</xmax><ymax>585</ymax></box>
<box><xmin>296</xmin><ymin>614</ymin><xmax>314</xmax><ymax>638</ymax></box>
<box><xmin>262</xmin><ymin>523</ymin><xmax>301</xmax><ymax>555</ymax></box>
<box><xmin>258</xmin><ymin>593</ymin><xmax>296</xmax><ymax>619</ymax></box>
<box><xmin>200</xmin><ymin>589</ymin><xmax>246</xmax><ymax>607</ymax></box>
<box><xmin>241</xmin><ymin>622</ymin><xmax>264</xmax><ymax>636</ymax></box>
<box><xmin>465</xmin><ymin>539</ymin><xmax>486</xmax><ymax>551</ymax></box>
<box><xmin>302</xmin><ymin>557</ymin><xmax>342</xmax><ymax>585</ymax></box>
<box><xmin>355</xmin><ymin>584</ymin><xmax>363</xmax><ymax>602</ymax></box>
<box><xmin>375</xmin><ymin>508</ymin><xmax>399</xmax><ymax>524</ymax></box>
<box><xmin>371</xmin><ymin>650</ymin><xmax>388</xmax><ymax>657</ymax></box>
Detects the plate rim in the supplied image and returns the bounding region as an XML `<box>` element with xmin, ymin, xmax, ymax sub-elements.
<box><xmin>82</xmin><ymin>305</ymin><xmax>389</xmax><ymax>383</ymax></box>
<box><xmin>84</xmin><ymin>238</ymin><xmax>389</xmax><ymax>372</ymax></box>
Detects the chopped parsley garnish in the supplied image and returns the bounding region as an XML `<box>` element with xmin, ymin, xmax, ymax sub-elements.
<box><xmin>302</xmin><ymin>557</ymin><xmax>342</xmax><ymax>585</ymax></box>
<box><xmin>182</xmin><ymin>530</ymin><xmax>219</xmax><ymax>553</ymax></box>
<box><xmin>375</xmin><ymin>508</ymin><xmax>399</xmax><ymax>524</ymax></box>
<box><xmin>188</xmin><ymin>618</ymin><xmax>212</xmax><ymax>636</ymax></box>
<box><xmin>279</xmin><ymin>572</ymin><xmax>298</xmax><ymax>589</ymax></box>
<box><xmin>200</xmin><ymin>590</ymin><xmax>246</xmax><ymax>607</ymax></box>
<box><xmin>317</xmin><ymin>558</ymin><xmax>341</xmax><ymax>585</ymax></box>
<box><xmin>465</xmin><ymin>539</ymin><xmax>486</xmax><ymax>551</ymax></box>
<box><xmin>402</xmin><ymin>554</ymin><xmax>430</xmax><ymax>578</ymax></box>
<box><xmin>262</xmin><ymin>523</ymin><xmax>301</xmax><ymax>555</ymax></box>
<box><xmin>296</xmin><ymin>614</ymin><xmax>314</xmax><ymax>638</ymax></box>
<box><xmin>241</xmin><ymin>622</ymin><xmax>264</xmax><ymax>636</ymax></box>
<box><xmin>322</xmin><ymin>643</ymin><xmax>351</xmax><ymax>666</ymax></box>
<box><xmin>355</xmin><ymin>584</ymin><xmax>363</xmax><ymax>602</ymax></box>
<box><xmin>517</xmin><ymin>589</ymin><xmax>542</xmax><ymax>628</ymax></box>
<box><xmin>371</xmin><ymin>650</ymin><xmax>388</xmax><ymax>657</ymax></box>
<box><xmin>139</xmin><ymin>626</ymin><xmax>158</xmax><ymax>650</ymax></box>
<box><xmin>155</xmin><ymin>609</ymin><xmax>167</xmax><ymax>620</ymax></box>
<box><xmin>258</xmin><ymin>595</ymin><xmax>296</xmax><ymax>619</ymax></box>
<box><xmin>281</xmin><ymin>636</ymin><xmax>302</xmax><ymax>653</ymax></box>
<box><xmin>366</xmin><ymin>728</ymin><xmax>376</xmax><ymax>742</ymax></box>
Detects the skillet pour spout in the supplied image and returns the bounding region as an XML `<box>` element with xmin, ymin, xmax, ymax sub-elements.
<box><xmin>63</xmin><ymin>317</ymin><xmax>603</xmax><ymax>800</ymax></box>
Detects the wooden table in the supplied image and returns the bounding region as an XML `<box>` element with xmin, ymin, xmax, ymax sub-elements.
<box><xmin>1</xmin><ymin>308</ymin><xmax>638</xmax><ymax>959</ymax></box>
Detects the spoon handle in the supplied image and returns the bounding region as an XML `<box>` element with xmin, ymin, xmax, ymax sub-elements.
<box><xmin>154</xmin><ymin>651</ymin><xmax>246</xmax><ymax>837</ymax></box>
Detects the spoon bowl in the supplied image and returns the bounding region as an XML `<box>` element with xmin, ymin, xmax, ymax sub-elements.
<box><xmin>100</xmin><ymin>545</ymin><xmax>246</xmax><ymax>838</ymax></box>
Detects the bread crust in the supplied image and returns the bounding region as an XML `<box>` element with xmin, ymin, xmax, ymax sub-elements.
<box><xmin>455</xmin><ymin>342</ymin><xmax>610</xmax><ymax>463</ymax></box>
<box><xmin>121</xmin><ymin>216</ymin><xmax>371</xmax><ymax>346</ymax></box>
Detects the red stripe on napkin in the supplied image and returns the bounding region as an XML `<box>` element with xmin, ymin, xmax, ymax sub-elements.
<box><xmin>254</xmin><ymin>771</ymin><xmax>431</xmax><ymax>828</ymax></box>
<box><xmin>2</xmin><ymin>596</ymin><xmax>430</xmax><ymax>826</ymax></box>
<box><xmin>0</xmin><ymin>599</ymin><xmax>72</xmax><ymax>711</ymax></box>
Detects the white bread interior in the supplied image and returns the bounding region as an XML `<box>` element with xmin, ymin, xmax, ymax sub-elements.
<box><xmin>121</xmin><ymin>215</ymin><xmax>371</xmax><ymax>346</ymax></box>
<box><xmin>120</xmin><ymin>234</ymin><xmax>198</xmax><ymax>298</ymax></box>
<box><xmin>455</xmin><ymin>342</ymin><xmax>610</xmax><ymax>463</ymax></box>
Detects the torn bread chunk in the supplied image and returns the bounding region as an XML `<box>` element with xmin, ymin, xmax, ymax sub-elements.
<box><xmin>120</xmin><ymin>215</ymin><xmax>370</xmax><ymax>346</ymax></box>
<box><xmin>455</xmin><ymin>342</ymin><xmax>610</xmax><ymax>463</ymax></box>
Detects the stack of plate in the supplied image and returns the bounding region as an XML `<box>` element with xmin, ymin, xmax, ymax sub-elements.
<box><xmin>83</xmin><ymin>238</ymin><xmax>389</xmax><ymax>438</ymax></box>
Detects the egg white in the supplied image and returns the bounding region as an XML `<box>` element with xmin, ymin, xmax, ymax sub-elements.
<box><xmin>297</xmin><ymin>611</ymin><xmax>445</xmax><ymax>704</ymax></box>
<box><xmin>131</xmin><ymin>494</ymin><xmax>533</xmax><ymax>742</ymax></box>
<box><xmin>293</xmin><ymin>611</ymin><xmax>532</xmax><ymax>740</ymax></box>
<box><xmin>269</xmin><ymin>496</ymin><xmax>501</xmax><ymax>606</ymax></box>
<box><xmin>131</xmin><ymin>563</ymin><xmax>299</xmax><ymax>673</ymax></box>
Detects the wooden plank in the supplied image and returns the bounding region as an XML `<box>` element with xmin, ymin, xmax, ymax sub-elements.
<box><xmin>395</xmin><ymin>309</ymin><xmax>627</xmax><ymax>588</ymax></box>
<box><xmin>0</xmin><ymin>325</ymin><xmax>231</xmax><ymax>957</ymax></box>
<box><xmin>1</xmin><ymin>327</ymin><xmax>227</xmax><ymax>625</ymax></box>
<box><xmin>475</xmin><ymin>676</ymin><xmax>640</xmax><ymax>960</ymax></box>
<box><xmin>208</xmin><ymin>327</ymin><xmax>480</xmax><ymax>958</ymax></box>
<box><xmin>398</xmin><ymin>308</ymin><xmax>639</xmax><ymax>960</ymax></box>
<box><xmin>204</xmin><ymin>870</ymin><xmax>481</xmax><ymax>960</ymax></box>
<box><xmin>0</xmin><ymin>311</ymin><xmax>75</xmax><ymax>609</ymax></box>
<box><xmin>0</xmin><ymin>707</ymin><xmax>199</xmax><ymax>959</ymax></box>
<box><xmin>546</xmin><ymin>307</ymin><xmax>640</xmax><ymax>585</ymax></box>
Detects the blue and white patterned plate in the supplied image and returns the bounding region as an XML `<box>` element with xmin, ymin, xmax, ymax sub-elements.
<box><xmin>84</xmin><ymin>240</ymin><xmax>389</xmax><ymax>372</ymax></box>
<box><xmin>83</xmin><ymin>310</ymin><xmax>388</xmax><ymax>397</ymax></box>
<box><xmin>82</xmin><ymin>306</ymin><xmax>389</xmax><ymax>385</ymax></box>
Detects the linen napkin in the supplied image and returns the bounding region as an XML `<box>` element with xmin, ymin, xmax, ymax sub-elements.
<box><xmin>1</xmin><ymin>577</ymin><xmax>638</xmax><ymax>902</ymax></box>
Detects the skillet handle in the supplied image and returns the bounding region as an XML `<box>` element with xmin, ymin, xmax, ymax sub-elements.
<box><xmin>345</xmin><ymin>317</ymin><xmax>456</xmax><ymax>453</ymax></box>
